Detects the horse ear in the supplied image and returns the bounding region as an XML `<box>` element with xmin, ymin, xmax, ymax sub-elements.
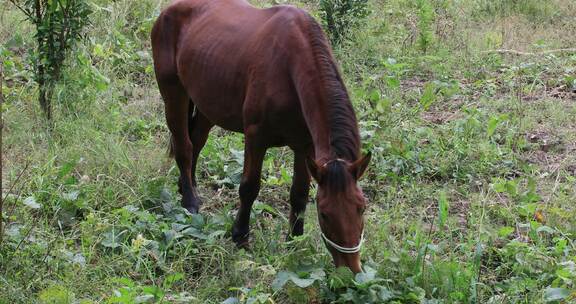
<box><xmin>306</xmin><ymin>157</ymin><xmax>322</xmax><ymax>182</ymax></box>
<box><xmin>349</xmin><ymin>151</ymin><xmax>371</xmax><ymax>180</ymax></box>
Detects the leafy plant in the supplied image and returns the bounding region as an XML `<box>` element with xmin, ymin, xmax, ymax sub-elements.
<box><xmin>416</xmin><ymin>0</ymin><xmax>435</xmax><ymax>53</ymax></box>
<box><xmin>38</xmin><ymin>285</ymin><xmax>75</xmax><ymax>304</ymax></box>
<box><xmin>319</xmin><ymin>0</ymin><xmax>369</xmax><ymax>46</ymax></box>
<box><xmin>8</xmin><ymin>0</ymin><xmax>91</xmax><ymax>120</ymax></box>
<box><xmin>419</xmin><ymin>82</ymin><xmax>437</xmax><ymax>110</ymax></box>
<box><xmin>108</xmin><ymin>275</ymin><xmax>193</xmax><ymax>304</ymax></box>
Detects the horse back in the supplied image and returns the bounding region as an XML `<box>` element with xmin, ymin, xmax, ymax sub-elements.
<box><xmin>153</xmin><ymin>0</ymin><xmax>315</xmax><ymax>140</ymax></box>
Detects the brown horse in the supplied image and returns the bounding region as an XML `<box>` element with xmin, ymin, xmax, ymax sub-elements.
<box><xmin>151</xmin><ymin>0</ymin><xmax>371</xmax><ymax>272</ymax></box>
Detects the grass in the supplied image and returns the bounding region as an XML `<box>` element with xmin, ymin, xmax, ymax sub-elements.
<box><xmin>1</xmin><ymin>0</ymin><xmax>575</xmax><ymax>303</ymax></box>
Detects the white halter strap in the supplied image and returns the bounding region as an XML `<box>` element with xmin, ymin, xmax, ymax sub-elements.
<box><xmin>321</xmin><ymin>231</ymin><xmax>364</xmax><ymax>254</ymax></box>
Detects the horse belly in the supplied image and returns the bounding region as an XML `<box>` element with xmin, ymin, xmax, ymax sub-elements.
<box><xmin>194</xmin><ymin>94</ymin><xmax>245</xmax><ymax>133</ymax></box>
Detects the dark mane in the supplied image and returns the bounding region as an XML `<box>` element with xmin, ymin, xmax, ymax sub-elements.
<box><xmin>305</xmin><ymin>16</ymin><xmax>360</xmax><ymax>161</ymax></box>
<box><xmin>324</xmin><ymin>160</ymin><xmax>353</xmax><ymax>192</ymax></box>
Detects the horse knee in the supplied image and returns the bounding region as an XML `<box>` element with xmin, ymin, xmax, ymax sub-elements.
<box><xmin>239</xmin><ymin>179</ymin><xmax>260</xmax><ymax>204</ymax></box>
<box><xmin>172</xmin><ymin>140</ymin><xmax>192</xmax><ymax>160</ymax></box>
<box><xmin>290</xmin><ymin>185</ymin><xmax>309</xmax><ymax>210</ymax></box>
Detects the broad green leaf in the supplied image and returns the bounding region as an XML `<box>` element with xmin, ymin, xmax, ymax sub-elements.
<box><xmin>61</xmin><ymin>190</ymin><xmax>80</xmax><ymax>201</ymax></box>
<box><xmin>419</xmin><ymin>82</ymin><xmax>436</xmax><ymax>110</ymax></box>
<box><xmin>368</xmin><ymin>89</ymin><xmax>380</xmax><ymax>103</ymax></box>
<box><xmin>92</xmin><ymin>44</ymin><xmax>106</xmax><ymax>57</ymax></box>
<box><xmin>142</xmin><ymin>285</ymin><xmax>163</xmax><ymax>297</ymax></box>
<box><xmin>58</xmin><ymin>160</ymin><xmax>77</xmax><ymax>178</ymax></box>
<box><xmin>492</xmin><ymin>179</ymin><xmax>507</xmax><ymax>193</ymax></box>
<box><xmin>133</xmin><ymin>295</ymin><xmax>154</xmax><ymax>303</ymax></box>
<box><xmin>290</xmin><ymin>276</ymin><xmax>316</xmax><ymax>288</ymax></box>
<box><xmin>101</xmin><ymin>229</ymin><xmax>127</xmax><ymax>249</ymax></box>
<box><xmin>253</xmin><ymin>201</ymin><xmax>279</xmax><ymax>216</ymax></box>
<box><xmin>246</xmin><ymin>297</ymin><xmax>257</xmax><ymax>304</ymax></box>
<box><xmin>543</xmin><ymin>287</ymin><xmax>570</xmax><ymax>302</ymax></box>
<box><xmin>386</xmin><ymin>76</ymin><xmax>400</xmax><ymax>89</ymax></box>
<box><xmin>190</xmin><ymin>213</ymin><xmax>205</xmax><ymax>228</ymax></box>
<box><xmin>498</xmin><ymin>226</ymin><xmax>515</xmax><ymax>237</ymax></box>
<box><xmin>181</xmin><ymin>227</ymin><xmax>208</xmax><ymax>240</ymax></box>
<box><xmin>377</xmin><ymin>286</ymin><xmax>395</xmax><ymax>301</ymax></box>
<box><xmin>376</xmin><ymin>97</ymin><xmax>391</xmax><ymax>114</ymax></box>
<box><xmin>272</xmin><ymin>270</ymin><xmax>322</xmax><ymax>291</ymax></box>
<box><xmin>536</xmin><ymin>226</ymin><xmax>555</xmax><ymax>234</ymax></box>
<box><xmin>486</xmin><ymin>116</ymin><xmax>498</xmax><ymax>137</ymax></box>
<box><xmin>221</xmin><ymin>298</ymin><xmax>239</xmax><ymax>304</ymax></box>
<box><xmin>438</xmin><ymin>191</ymin><xmax>449</xmax><ymax>228</ymax></box>
<box><xmin>163</xmin><ymin>273</ymin><xmax>184</xmax><ymax>289</ymax></box>
<box><xmin>271</xmin><ymin>271</ymin><xmax>291</xmax><ymax>291</ymax></box>
<box><xmin>355</xmin><ymin>265</ymin><xmax>377</xmax><ymax>284</ymax></box>
<box><xmin>23</xmin><ymin>196</ymin><xmax>41</xmax><ymax>209</ymax></box>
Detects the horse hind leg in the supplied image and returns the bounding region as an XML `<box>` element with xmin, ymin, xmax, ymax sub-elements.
<box><xmin>157</xmin><ymin>79</ymin><xmax>199</xmax><ymax>213</ymax></box>
<box><xmin>152</xmin><ymin>13</ymin><xmax>199</xmax><ymax>213</ymax></box>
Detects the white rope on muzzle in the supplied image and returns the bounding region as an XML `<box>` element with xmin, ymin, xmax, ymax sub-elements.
<box><xmin>318</xmin><ymin>158</ymin><xmax>365</xmax><ymax>253</ymax></box>
<box><xmin>321</xmin><ymin>231</ymin><xmax>364</xmax><ymax>254</ymax></box>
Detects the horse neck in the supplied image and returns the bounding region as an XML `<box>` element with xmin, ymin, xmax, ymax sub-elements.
<box><xmin>303</xmin><ymin>82</ymin><xmax>360</xmax><ymax>163</ymax></box>
<box><xmin>291</xmin><ymin>67</ymin><xmax>359</xmax><ymax>164</ymax></box>
<box><xmin>291</xmin><ymin>18</ymin><xmax>360</xmax><ymax>163</ymax></box>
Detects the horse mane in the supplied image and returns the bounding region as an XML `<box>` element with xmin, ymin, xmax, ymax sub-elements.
<box><xmin>304</xmin><ymin>16</ymin><xmax>360</xmax><ymax>162</ymax></box>
<box><xmin>323</xmin><ymin>161</ymin><xmax>352</xmax><ymax>192</ymax></box>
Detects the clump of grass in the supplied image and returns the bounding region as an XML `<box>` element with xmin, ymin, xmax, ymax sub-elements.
<box><xmin>472</xmin><ymin>0</ymin><xmax>561</xmax><ymax>22</ymax></box>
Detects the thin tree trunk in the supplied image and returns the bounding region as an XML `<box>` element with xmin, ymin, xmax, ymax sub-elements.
<box><xmin>35</xmin><ymin>0</ymin><xmax>51</xmax><ymax>121</ymax></box>
<box><xmin>39</xmin><ymin>85</ymin><xmax>51</xmax><ymax>121</ymax></box>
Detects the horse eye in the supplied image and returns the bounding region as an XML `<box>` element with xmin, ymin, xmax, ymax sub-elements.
<box><xmin>358</xmin><ymin>207</ymin><xmax>366</xmax><ymax>215</ymax></box>
<box><xmin>320</xmin><ymin>212</ymin><xmax>328</xmax><ymax>220</ymax></box>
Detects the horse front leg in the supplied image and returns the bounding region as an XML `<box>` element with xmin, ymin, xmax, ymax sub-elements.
<box><xmin>232</xmin><ymin>126</ymin><xmax>266</xmax><ymax>247</ymax></box>
<box><xmin>187</xmin><ymin>108</ymin><xmax>213</xmax><ymax>207</ymax></box>
<box><xmin>288</xmin><ymin>152</ymin><xmax>311</xmax><ymax>239</ymax></box>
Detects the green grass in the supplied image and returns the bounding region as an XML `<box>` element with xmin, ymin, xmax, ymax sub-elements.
<box><xmin>1</xmin><ymin>0</ymin><xmax>576</xmax><ymax>303</ymax></box>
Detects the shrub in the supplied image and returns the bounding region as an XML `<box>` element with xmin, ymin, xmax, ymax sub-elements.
<box><xmin>416</xmin><ymin>0</ymin><xmax>435</xmax><ymax>53</ymax></box>
<box><xmin>319</xmin><ymin>0</ymin><xmax>369</xmax><ymax>46</ymax></box>
<box><xmin>8</xmin><ymin>0</ymin><xmax>91</xmax><ymax>120</ymax></box>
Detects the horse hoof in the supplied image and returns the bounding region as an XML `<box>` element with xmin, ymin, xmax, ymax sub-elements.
<box><xmin>182</xmin><ymin>197</ymin><xmax>202</xmax><ymax>214</ymax></box>
<box><xmin>232</xmin><ymin>233</ymin><xmax>249</xmax><ymax>246</ymax></box>
<box><xmin>184</xmin><ymin>205</ymin><xmax>199</xmax><ymax>214</ymax></box>
<box><xmin>232</xmin><ymin>228</ymin><xmax>249</xmax><ymax>248</ymax></box>
<box><xmin>235</xmin><ymin>238</ymin><xmax>250</xmax><ymax>250</ymax></box>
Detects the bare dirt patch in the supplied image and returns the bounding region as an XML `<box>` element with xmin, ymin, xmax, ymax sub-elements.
<box><xmin>523</xmin><ymin>131</ymin><xmax>576</xmax><ymax>176</ymax></box>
